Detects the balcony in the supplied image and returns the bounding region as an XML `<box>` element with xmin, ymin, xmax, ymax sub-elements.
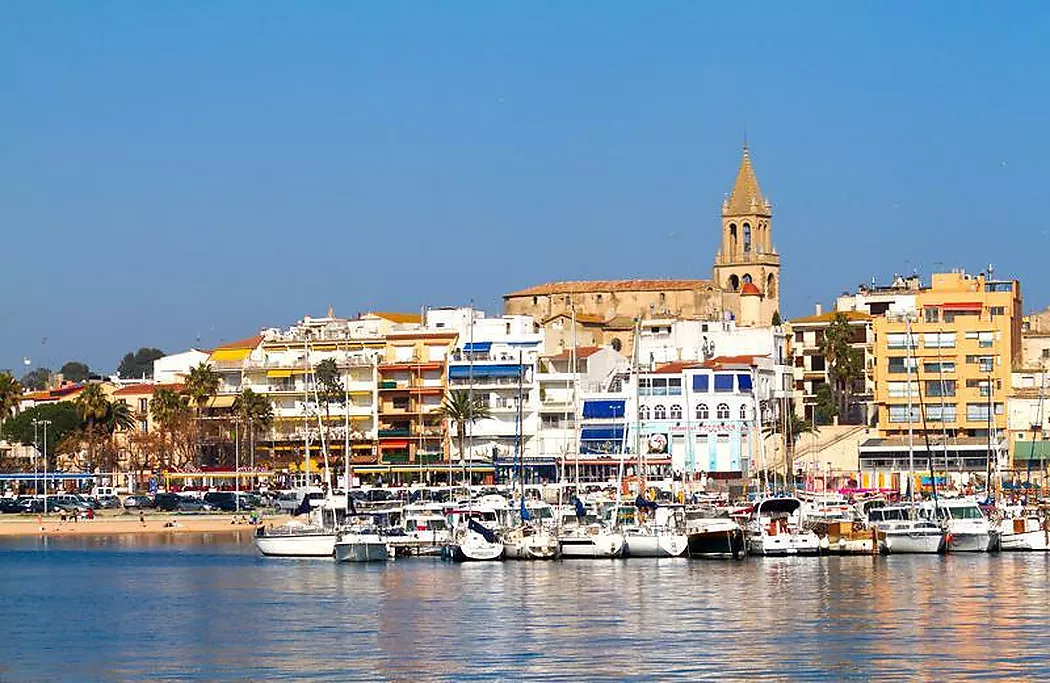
<box><xmin>378</xmin><ymin>428</ymin><xmax>411</xmax><ymax>438</ymax></box>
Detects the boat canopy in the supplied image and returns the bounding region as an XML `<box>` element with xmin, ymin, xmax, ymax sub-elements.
<box><xmin>755</xmin><ymin>498</ymin><xmax>801</xmax><ymax>515</ymax></box>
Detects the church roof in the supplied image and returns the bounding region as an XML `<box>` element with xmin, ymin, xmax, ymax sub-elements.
<box><xmin>724</xmin><ymin>147</ymin><xmax>770</xmax><ymax>216</ymax></box>
<box><xmin>506</xmin><ymin>278</ymin><xmax>713</xmax><ymax>297</ymax></box>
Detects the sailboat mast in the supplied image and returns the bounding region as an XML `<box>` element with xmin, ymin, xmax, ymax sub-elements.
<box><xmin>516</xmin><ymin>348</ymin><xmax>525</xmax><ymax>507</ymax></box>
<box><xmin>905</xmin><ymin>315</ymin><xmax>916</xmax><ymax>512</ymax></box>
<box><xmin>570</xmin><ymin>301</ymin><xmax>580</xmax><ymax>490</ymax></box>
<box><xmin>343</xmin><ymin>340</ymin><xmax>351</xmax><ymax>493</ymax></box>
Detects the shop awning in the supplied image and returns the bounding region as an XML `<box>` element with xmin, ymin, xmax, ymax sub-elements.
<box><xmin>582</xmin><ymin>400</ymin><xmax>625</xmax><ymax>419</ymax></box>
<box><xmin>211</xmin><ymin>348</ymin><xmax>252</xmax><ymax>362</ymax></box>
<box><xmin>462</xmin><ymin>342</ymin><xmax>492</xmax><ymax>352</ymax></box>
<box><xmin>581</xmin><ymin>426</ymin><xmax>625</xmax><ymax>441</ymax></box>
<box><xmin>449</xmin><ymin>364</ymin><xmax>524</xmax><ymax>379</ymax></box>
<box><xmin>379</xmin><ymin>440</ymin><xmax>410</xmax><ymax>449</ymax></box>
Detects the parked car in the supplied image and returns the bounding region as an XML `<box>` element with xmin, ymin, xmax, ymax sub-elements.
<box><xmin>123</xmin><ymin>494</ymin><xmax>154</xmax><ymax>510</ymax></box>
<box><xmin>96</xmin><ymin>495</ymin><xmax>123</xmax><ymax>510</ymax></box>
<box><xmin>203</xmin><ymin>491</ymin><xmax>253</xmax><ymax>512</ymax></box>
<box><xmin>0</xmin><ymin>498</ymin><xmax>24</xmax><ymax>514</ymax></box>
<box><xmin>175</xmin><ymin>496</ymin><xmax>214</xmax><ymax>512</ymax></box>
<box><xmin>154</xmin><ymin>493</ymin><xmax>184</xmax><ymax>512</ymax></box>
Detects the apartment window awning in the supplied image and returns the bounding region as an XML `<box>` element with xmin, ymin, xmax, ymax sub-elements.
<box><xmin>581</xmin><ymin>426</ymin><xmax>625</xmax><ymax>441</ymax></box>
<box><xmin>208</xmin><ymin>395</ymin><xmax>236</xmax><ymax>409</ymax></box>
<box><xmin>449</xmin><ymin>365</ymin><xmax>523</xmax><ymax>379</ymax></box>
<box><xmin>714</xmin><ymin>374</ymin><xmax>735</xmax><ymax>392</ymax></box>
<box><xmin>267</xmin><ymin>369</ymin><xmax>293</xmax><ymax>378</ymax></box>
<box><xmin>462</xmin><ymin>342</ymin><xmax>492</xmax><ymax>352</ymax></box>
<box><xmin>379</xmin><ymin>440</ymin><xmax>410</xmax><ymax>449</ymax></box>
<box><xmin>940</xmin><ymin>302</ymin><xmax>982</xmax><ymax>310</ymax></box>
<box><xmin>737</xmin><ymin>374</ymin><xmax>753</xmax><ymax>392</ymax></box>
<box><xmin>211</xmin><ymin>348</ymin><xmax>252</xmax><ymax>362</ymax></box>
<box><xmin>582</xmin><ymin>400</ymin><xmax>626</xmax><ymax>419</ymax></box>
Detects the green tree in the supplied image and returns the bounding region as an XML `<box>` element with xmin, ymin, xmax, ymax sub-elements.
<box><xmin>438</xmin><ymin>389</ymin><xmax>492</xmax><ymax>464</ymax></box>
<box><xmin>771</xmin><ymin>311</ymin><xmax>782</xmax><ymax>326</ymax></box>
<box><xmin>117</xmin><ymin>347</ymin><xmax>165</xmax><ymax>379</ymax></box>
<box><xmin>151</xmin><ymin>387</ymin><xmax>194</xmax><ymax>469</ymax></box>
<box><xmin>183</xmin><ymin>363</ymin><xmax>220</xmax><ymax>463</ymax></box>
<box><xmin>233</xmin><ymin>388</ymin><xmax>274</xmax><ymax>470</ymax></box>
<box><xmin>3</xmin><ymin>403</ymin><xmax>81</xmax><ymax>457</ymax></box>
<box><xmin>820</xmin><ymin>313</ymin><xmax>865</xmax><ymax>423</ymax></box>
<box><xmin>0</xmin><ymin>372</ymin><xmax>24</xmax><ymax>441</ymax></box>
<box><xmin>60</xmin><ymin>361</ymin><xmax>91</xmax><ymax>382</ymax></box>
<box><xmin>21</xmin><ymin>367</ymin><xmax>52</xmax><ymax>391</ymax></box>
<box><xmin>813</xmin><ymin>383</ymin><xmax>838</xmax><ymax>425</ymax></box>
<box><xmin>314</xmin><ymin>358</ymin><xmax>343</xmax><ymax>446</ymax></box>
<box><xmin>74</xmin><ymin>383</ymin><xmax>111</xmax><ymax>471</ymax></box>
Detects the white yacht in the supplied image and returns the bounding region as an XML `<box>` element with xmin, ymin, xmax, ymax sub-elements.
<box><xmin>745</xmin><ymin>497</ymin><xmax>821</xmax><ymax>556</ymax></box>
<box><xmin>334</xmin><ymin>528</ymin><xmax>390</xmax><ymax>562</ymax></box>
<box><xmin>931</xmin><ymin>499</ymin><xmax>997</xmax><ymax>553</ymax></box>
<box><xmin>253</xmin><ymin>506</ymin><xmax>339</xmax><ymax>558</ymax></box>
<box><xmin>445</xmin><ymin>517</ymin><xmax>505</xmax><ymax>562</ymax></box>
<box><xmin>614</xmin><ymin>505</ymin><xmax>688</xmax><ymax>558</ymax></box>
<box><xmin>402</xmin><ymin>505</ymin><xmax>452</xmax><ymax>554</ymax></box>
<box><xmin>869</xmin><ymin>506</ymin><xmax>945</xmax><ymax>555</ymax></box>
<box><xmin>684</xmin><ymin>508</ymin><xmax>745</xmax><ymax>559</ymax></box>
<box><xmin>503</xmin><ymin>501</ymin><xmax>560</xmax><ymax>560</ymax></box>
<box><xmin>998</xmin><ymin>507</ymin><xmax>1050</xmax><ymax>551</ymax></box>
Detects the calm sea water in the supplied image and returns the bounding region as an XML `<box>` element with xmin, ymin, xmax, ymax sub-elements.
<box><xmin>1</xmin><ymin>533</ymin><xmax>1049</xmax><ymax>681</ymax></box>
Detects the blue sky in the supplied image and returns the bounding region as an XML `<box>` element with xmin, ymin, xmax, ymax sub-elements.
<box><xmin>3</xmin><ymin>3</ymin><xmax>1049</xmax><ymax>374</ymax></box>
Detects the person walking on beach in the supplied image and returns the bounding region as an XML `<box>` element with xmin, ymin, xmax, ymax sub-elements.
<box><xmin>139</xmin><ymin>511</ymin><xmax>146</xmax><ymax>527</ymax></box>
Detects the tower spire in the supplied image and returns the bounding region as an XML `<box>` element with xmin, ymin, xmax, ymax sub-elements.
<box><xmin>724</xmin><ymin>146</ymin><xmax>768</xmax><ymax>217</ymax></box>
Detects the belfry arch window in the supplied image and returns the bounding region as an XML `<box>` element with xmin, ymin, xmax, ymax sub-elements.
<box><xmin>728</xmin><ymin>275</ymin><xmax>740</xmax><ymax>292</ymax></box>
<box><xmin>729</xmin><ymin>223</ymin><xmax>738</xmax><ymax>253</ymax></box>
<box><xmin>767</xmin><ymin>273</ymin><xmax>777</xmax><ymax>298</ymax></box>
<box><xmin>742</xmin><ymin>273</ymin><xmax>753</xmax><ymax>285</ymax></box>
<box><xmin>743</xmin><ymin>223</ymin><xmax>752</xmax><ymax>252</ymax></box>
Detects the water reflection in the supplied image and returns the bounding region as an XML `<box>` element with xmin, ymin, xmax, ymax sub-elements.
<box><xmin>0</xmin><ymin>536</ymin><xmax>1048</xmax><ymax>681</ymax></box>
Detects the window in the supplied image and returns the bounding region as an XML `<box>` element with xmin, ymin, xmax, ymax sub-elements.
<box><xmin>810</xmin><ymin>356</ymin><xmax>826</xmax><ymax>372</ymax></box>
<box><xmin>965</xmin><ymin>355</ymin><xmax>996</xmax><ymax>372</ymax></box>
<box><xmin>639</xmin><ymin>405</ymin><xmax>650</xmax><ymax>421</ymax></box>
<box><xmin>923</xmin><ymin>332</ymin><xmax>955</xmax><ymax>348</ymax></box>
<box><xmin>596</xmin><ymin>294</ymin><xmax>603</xmax><ymax>303</ymax></box>
<box><xmin>944</xmin><ymin>310</ymin><xmax>978</xmax><ymax>323</ymax></box>
<box><xmin>888</xmin><ymin>381</ymin><xmax>917</xmax><ymax>398</ymax></box>
<box><xmin>925</xmin><ymin>404</ymin><xmax>957</xmax><ymax>422</ymax></box>
<box><xmin>966</xmin><ymin>379</ymin><xmax>992</xmax><ymax>397</ymax></box>
<box><xmin>668</xmin><ymin>378</ymin><xmax>683</xmax><ymax>395</ymax></box>
<box><xmin>886</xmin><ymin>333</ymin><xmax>909</xmax><ymax>349</ymax></box>
<box><xmin>638</xmin><ymin>378</ymin><xmax>651</xmax><ymax>396</ymax></box>
<box><xmin>696</xmin><ymin>403</ymin><xmax>709</xmax><ymax>420</ymax></box>
<box><xmin>967</xmin><ymin>403</ymin><xmax>991</xmax><ymax>422</ymax></box>
<box><xmin>651</xmin><ymin>378</ymin><xmax>669</xmax><ymax>396</ymax></box>
<box><xmin>923</xmin><ymin>361</ymin><xmax>956</xmax><ymax>374</ymax></box>
<box><xmin>739</xmin><ymin>404</ymin><xmax>749</xmax><ymax>420</ymax></box>
<box><xmin>393</xmin><ymin>397</ymin><xmax>409</xmax><ymax>411</ymax></box>
<box><xmin>737</xmin><ymin>374</ymin><xmax>753</xmax><ymax>393</ymax></box>
<box><xmin>139</xmin><ymin>398</ymin><xmax>149</xmax><ymax>413</ymax></box>
<box><xmin>692</xmin><ymin>375</ymin><xmax>709</xmax><ymax>392</ymax></box>
<box><xmin>716</xmin><ymin>403</ymin><xmax>730</xmax><ymax>420</ymax></box>
<box><xmin>989</xmin><ymin>306</ymin><xmax>1005</xmax><ymax>318</ymax></box>
<box><xmin>926</xmin><ymin>380</ymin><xmax>956</xmax><ymax>397</ymax></box>
<box><xmin>924</xmin><ymin>307</ymin><xmax>940</xmax><ymax>323</ymax></box>
<box><xmin>653</xmin><ymin>404</ymin><xmax>667</xmax><ymax>420</ymax></box>
<box><xmin>888</xmin><ymin>405</ymin><xmax>920</xmax><ymax>423</ymax></box>
<box><xmin>714</xmin><ymin>374</ymin><xmax>734</xmax><ymax>392</ymax></box>
<box><xmin>1044</xmin><ymin>349</ymin><xmax>1050</xmax><ymax>360</ymax></box>
<box><xmin>669</xmin><ymin>404</ymin><xmax>682</xmax><ymax>420</ymax></box>
<box><xmin>743</xmin><ymin>223</ymin><xmax>752</xmax><ymax>252</ymax></box>
<box><xmin>532</xmin><ymin>296</ymin><xmax>538</xmax><ymax>305</ymax></box>
<box><xmin>888</xmin><ymin>357</ymin><xmax>918</xmax><ymax>374</ymax></box>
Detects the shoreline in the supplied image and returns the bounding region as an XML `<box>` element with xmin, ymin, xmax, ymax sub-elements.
<box><xmin>0</xmin><ymin>512</ymin><xmax>294</xmax><ymax>537</ymax></box>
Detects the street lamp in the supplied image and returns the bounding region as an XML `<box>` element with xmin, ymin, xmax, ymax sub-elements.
<box><xmin>33</xmin><ymin>419</ymin><xmax>51</xmax><ymax>514</ymax></box>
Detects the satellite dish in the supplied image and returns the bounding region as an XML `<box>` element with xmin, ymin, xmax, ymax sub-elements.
<box><xmin>23</xmin><ymin>357</ymin><xmax>31</xmax><ymax>367</ymax></box>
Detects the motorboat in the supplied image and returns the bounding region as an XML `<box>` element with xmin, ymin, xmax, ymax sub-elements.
<box><xmin>868</xmin><ymin>506</ymin><xmax>945</xmax><ymax>555</ymax></box>
<box><xmin>996</xmin><ymin>506</ymin><xmax>1049</xmax><ymax>551</ymax></box>
<box><xmin>745</xmin><ymin>497</ymin><xmax>821</xmax><ymax>556</ymax></box>
<box><xmin>930</xmin><ymin>499</ymin><xmax>997</xmax><ymax>552</ymax></box>
<box><xmin>557</xmin><ymin>522</ymin><xmax>625</xmax><ymax>558</ymax></box>
<box><xmin>503</xmin><ymin>524</ymin><xmax>560</xmax><ymax>560</ymax></box>
<box><xmin>684</xmin><ymin>508</ymin><xmax>745</xmax><ymax>559</ymax></box>
<box><xmin>334</xmin><ymin>528</ymin><xmax>391</xmax><ymax>563</ymax></box>
<box><xmin>613</xmin><ymin>505</ymin><xmax>687</xmax><ymax>558</ymax></box>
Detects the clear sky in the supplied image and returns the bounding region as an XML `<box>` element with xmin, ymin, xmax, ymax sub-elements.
<box><xmin>3</xmin><ymin>3</ymin><xmax>1049</xmax><ymax>374</ymax></box>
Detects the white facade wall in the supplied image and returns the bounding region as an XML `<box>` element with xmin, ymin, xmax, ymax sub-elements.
<box><xmin>636</xmin><ymin>319</ymin><xmax>787</xmax><ymax>368</ymax></box>
<box><xmin>153</xmin><ymin>350</ymin><xmax>210</xmax><ymax>383</ymax></box>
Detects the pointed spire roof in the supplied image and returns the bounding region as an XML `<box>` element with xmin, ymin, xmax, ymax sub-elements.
<box><xmin>723</xmin><ymin>146</ymin><xmax>770</xmax><ymax>216</ymax></box>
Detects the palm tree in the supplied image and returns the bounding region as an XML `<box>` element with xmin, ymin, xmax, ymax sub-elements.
<box><xmin>233</xmin><ymin>388</ymin><xmax>274</xmax><ymax>473</ymax></box>
<box><xmin>437</xmin><ymin>389</ymin><xmax>492</xmax><ymax>466</ymax></box>
<box><xmin>183</xmin><ymin>362</ymin><xmax>220</xmax><ymax>462</ymax></box>
<box><xmin>105</xmin><ymin>401</ymin><xmax>136</xmax><ymax>433</ymax></box>
<box><xmin>75</xmin><ymin>383</ymin><xmax>110</xmax><ymax>471</ymax></box>
<box><xmin>151</xmin><ymin>387</ymin><xmax>193</xmax><ymax>469</ymax></box>
<box><xmin>0</xmin><ymin>372</ymin><xmax>24</xmax><ymax>441</ymax></box>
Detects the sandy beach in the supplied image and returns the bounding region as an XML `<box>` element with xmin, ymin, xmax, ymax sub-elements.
<box><xmin>0</xmin><ymin>512</ymin><xmax>294</xmax><ymax>537</ymax></box>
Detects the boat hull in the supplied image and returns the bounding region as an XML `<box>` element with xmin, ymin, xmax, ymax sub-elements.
<box><xmin>624</xmin><ymin>532</ymin><xmax>688</xmax><ymax>558</ymax></box>
<box><xmin>948</xmin><ymin>531</ymin><xmax>993</xmax><ymax>553</ymax></box>
<box><xmin>505</xmin><ymin>533</ymin><xmax>560</xmax><ymax>560</ymax></box>
<box><xmin>1000</xmin><ymin>529</ymin><xmax>1050</xmax><ymax>551</ymax></box>
<box><xmin>881</xmin><ymin>529</ymin><xmax>945</xmax><ymax>554</ymax></box>
<box><xmin>254</xmin><ymin>532</ymin><xmax>337</xmax><ymax>558</ymax></box>
<box><xmin>747</xmin><ymin>531</ymin><xmax>821</xmax><ymax>556</ymax></box>
<box><xmin>334</xmin><ymin>540</ymin><xmax>390</xmax><ymax>562</ymax></box>
<box><xmin>558</xmin><ymin>533</ymin><xmax>626</xmax><ymax>558</ymax></box>
<box><xmin>687</xmin><ymin>528</ymin><xmax>745</xmax><ymax>559</ymax></box>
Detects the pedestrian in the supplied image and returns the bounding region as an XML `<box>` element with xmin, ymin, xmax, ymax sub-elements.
<box><xmin>139</xmin><ymin>510</ymin><xmax>146</xmax><ymax>527</ymax></box>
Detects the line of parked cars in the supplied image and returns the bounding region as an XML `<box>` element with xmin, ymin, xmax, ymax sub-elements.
<box><xmin>0</xmin><ymin>490</ymin><xmax>270</xmax><ymax>514</ymax></box>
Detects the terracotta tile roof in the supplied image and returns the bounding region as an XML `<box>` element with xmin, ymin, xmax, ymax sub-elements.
<box><xmin>790</xmin><ymin>310</ymin><xmax>872</xmax><ymax>325</ymax></box>
<box><xmin>548</xmin><ymin>346</ymin><xmax>604</xmax><ymax>361</ymax></box>
<box><xmin>602</xmin><ymin>316</ymin><xmax>637</xmax><ymax>330</ymax></box>
<box><xmin>214</xmin><ymin>335</ymin><xmax>263</xmax><ymax>350</ymax></box>
<box><xmin>507</xmin><ymin>278</ymin><xmax>713</xmax><ymax>297</ymax></box>
<box><xmin>541</xmin><ymin>312</ymin><xmax>605</xmax><ymax>325</ymax></box>
<box><xmin>112</xmin><ymin>383</ymin><xmax>184</xmax><ymax>397</ymax></box>
<box><xmin>366</xmin><ymin>311</ymin><xmax>421</xmax><ymax>324</ymax></box>
<box><xmin>702</xmin><ymin>354</ymin><xmax>769</xmax><ymax>369</ymax></box>
<box><xmin>652</xmin><ymin>361</ymin><xmax>703</xmax><ymax>374</ymax></box>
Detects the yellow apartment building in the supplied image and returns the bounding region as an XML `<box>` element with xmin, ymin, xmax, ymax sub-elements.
<box><xmin>861</xmin><ymin>271</ymin><xmax>1022</xmax><ymax>485</ymax></box>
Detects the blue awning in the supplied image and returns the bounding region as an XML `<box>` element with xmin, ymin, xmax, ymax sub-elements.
<box><xmin>462</xmin><ymin>342</ymin><xmax>492</xmax><ymax>352</ymax></box>
<box><xmin>581</xmin><ymin>426</ymin><xmax>625</xmax><ymax>440</ymax></box>
<box><xmin>449</xmin><ymin>364</ymin><xmax>524</xmax><ymax>379</ymax></box>
<box><xmin>692</xmin><ymin>374</ymin><xmax>709</xmax><ymax>392</ymax></box>
<box><xmin>583</xmin><ymin>399</ymin><xmax>626</xmax><ymax>419</ymax></box>
<box><xmin>0</xmin><ymin>473</ymin><xmax>97</xmax><ymax>480</ymax></box>
<box><xmin>737</xmin><ymin>373</ymin><xmax>753</xmax><ymax>392</ymax></box>
<box><xmin>714</xmin><ymin>374</ymin><xmax>734</xmax><ymax>392</ymax></box>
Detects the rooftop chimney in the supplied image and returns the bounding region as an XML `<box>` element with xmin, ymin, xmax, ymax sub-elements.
<box><xmin>815</xmin><ymin>303</ymin><xmax>823</xmax><ymax>316</ymax></box>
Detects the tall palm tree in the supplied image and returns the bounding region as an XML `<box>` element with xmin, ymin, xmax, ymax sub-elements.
<box><xmin>151</xmin><ymin>387</ymin><xmax>193</xmax><ymax>469</ymax></box>
<box><xmin>437</xmin><ymin>389</ymin><xmax>492</xmax><ymax>465</ymax></box>
<box><xmin>0</xmin><ymin>372</ymin><xmax>24</xmax><ymax>441</ymax></box>
<box><xmin>75</xmin><ymin>383</ymin><xmax>110</xmax><ymax>471</ymax></box>
<box><xmin>233</xmin><ymin>388</ymin><xmax>274</xmax><ymax>475</ymax></box>
<box><xmin>183</xmin><ymin>362</ymin><xmax>220</xmax><ymax>463</ymax></box>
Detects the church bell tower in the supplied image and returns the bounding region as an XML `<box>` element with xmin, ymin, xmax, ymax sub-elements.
<box><xmin>713</xmin><ymin>147</ymin><xmax>780</xmax><ymax>325</ymax></box>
